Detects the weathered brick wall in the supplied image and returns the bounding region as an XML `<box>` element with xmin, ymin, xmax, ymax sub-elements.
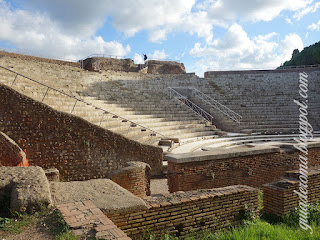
<box><xmin>263</xmin><ymin>167</ymin><xmax>320</xmax><ymax>215</ymax></box>
<box><xmin>108</xmin><ymin>185</ymin><xmax>258</xmax><ymax>239</ymax></box>
<box><xmin>111</xmin><ymin>162</ymin><xmax>151</xmax><ymax>198</ymax></box>
<box><xmin>166</xmin><ymin>144</ymin><xmax>320</xmax><ymax>192</ymax></box>
<box><xmin>0</xmin><ymin>84</ymin><xmax>163</xmax><ymax>180</ymax></box>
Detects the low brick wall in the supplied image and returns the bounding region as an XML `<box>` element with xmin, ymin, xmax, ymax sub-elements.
<box><xmin>263</xmin><ymin>167</ymin><xmax>320</xmax><ymax>215</ymax></box>
<box><xmin>108</xmin><ymin>185</ymin><xmax>258</xmax><ymax>238</ymax></box>
<box><xmin>111</xmin><ymin>162</ymin><xmax>151</xmax><ymax>198</ymax></box>
<box><xmin>0</xmin><ymin>84</ymin><xmax>163</xmax><ymax>180</ymax></box>
<box><xmin>166</xmin><ymin>143</ymin><xmax>320</xmax><ymax>192</ymax></box>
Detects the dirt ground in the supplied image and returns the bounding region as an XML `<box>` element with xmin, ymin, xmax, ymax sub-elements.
<box><xmin>0</xmin><ymin>225</ymin><xmax>55</xmax><ymax>240</ymax></box>
<box><xmin>150</xmin><ymin>178</ymin><xmax>169</xmax><ymax>195</ymax></box>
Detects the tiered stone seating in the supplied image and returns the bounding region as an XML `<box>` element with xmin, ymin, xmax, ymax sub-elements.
<box><xmin>203</xmin><ymin>69</ymin><xmax>320</xmax><ymax>134</ymax></box>
<box><xmin>0</xmin><ymin>54</ymin><xmax>219</xmax><ymax>145</ymax></box>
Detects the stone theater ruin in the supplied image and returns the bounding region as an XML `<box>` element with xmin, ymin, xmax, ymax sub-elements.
<box><xmin>0</xmin><ymin>50</ymin><xmax>319</xmax><ymax>239</ymax></box>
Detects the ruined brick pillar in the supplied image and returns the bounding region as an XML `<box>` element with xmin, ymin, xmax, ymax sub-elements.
<box><xmin>110</xmin><ymin>162</ymin><xmax>151</xmax><ymax>198</ymax></box>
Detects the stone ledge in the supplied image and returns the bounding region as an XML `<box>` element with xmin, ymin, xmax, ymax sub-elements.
<box><xmin>143</xmin><ymin>185</ymin><xmax>257</xmax><ymax>208</ymax></box>
<box><xmin>165</xmin><ymin>145</ymin><xmax>280</xmax><ymax>163</ymax></box>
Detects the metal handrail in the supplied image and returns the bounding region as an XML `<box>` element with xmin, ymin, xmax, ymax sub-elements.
<box><xmin>0</xmin><ymin>65</ymin><xmax>166</xmax><ymax>140</ymax></box>
<box><xmin>168</xmin><ymin>87</ymin><xmax>214</xmax><ymax>125</ymax></box>
<box><xmin>83</xmin><ymin>54</ymin><xmax>126</xmax><ymax>59</ymax></box>
<box><xmin>191</xmin><ymin>88</ymin><xmax>242</xmax><ymax>124</ymax></box>
<box><xmin>169</xmin><ymin>87</ymin><xmax>242</xmax><ymax>124</ymax></box>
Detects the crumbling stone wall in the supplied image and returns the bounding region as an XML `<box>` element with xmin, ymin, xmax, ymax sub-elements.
<box><xmin>147</xmin><ymin>60</ymin><xmax>186</xmax><ymax>74</ymax></box>
<box><xmin>166</xmin><ymin>144</ymin><xmax>320</xmax><ymax>192</ymax></box>
<box><xmin>82</xmin><ymin>57</ymin><xmax>186</xmax><ymax>74</ymax></box>
<box><xmin>82</xmin><ymin>57</ymin><xmax>139</xmax><ymax>72</ymax></box>
<box><xmin>0</xmin><ymin>84</ymin><xmax>163</xmax><ymax>180</ymax></box>
<box><xmin>110</xmin><ymin>162</ymin><xmax>151</xmax><ymax>198</ymax></box>
<box><xmin>108</xmin><ymin>185</ymin><xmax>258</xmax><ymax>239</ymax></box>
<box><xmin>263</xmin><ymin>167</ymin><xmax>320</xmax><ymax>215</ymax></box>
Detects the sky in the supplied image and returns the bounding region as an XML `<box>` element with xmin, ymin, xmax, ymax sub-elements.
<box><xmin>0</xmin><ymin>0</ymin><xmax>319</xmax><ymax>77</ymax></box>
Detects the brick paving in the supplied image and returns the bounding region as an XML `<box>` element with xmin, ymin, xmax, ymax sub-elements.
<box><xmin>57</xmin><ymin>200</ymin><xmax>131</xmax><ymax>240</ymax></box>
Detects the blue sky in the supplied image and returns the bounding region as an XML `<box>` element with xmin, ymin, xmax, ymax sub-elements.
<box><xmin>0</xmin><ymin>0</ymin><xmax>319</xmax><ymax>76</ymax></box>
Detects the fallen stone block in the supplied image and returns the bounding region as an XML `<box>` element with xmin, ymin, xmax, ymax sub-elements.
<box><xmin>0</xmin><ymin>166</ymin><xmax>52</xmax><ymax>212</ymax></box>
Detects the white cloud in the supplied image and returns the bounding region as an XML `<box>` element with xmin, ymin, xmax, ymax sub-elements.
<box><xmin>286</xmin><ymin>18</ymin><xmax>293</xmax><ymax>24</ymax></box>
<box><xmin>293</xmin><ymin>1</ymin><xmax>320</xmax><ymax>20</ymax></box>
<box><xmin>190</xmin><ymin>24</ymin><xmax>304</xmax><ymax>74</ymax></box>
<box><xmin>0</xmin><ymin>1</ymin><xmax>131</xmax><ymax>60</ymax></box>
<box><xmin>201</xmin><ymin>0</ymin><xmax>312</xmax><ymax>24</ymax></box>
<box><xmin>149</xmin><ymin>50</ymin><xmax>168</xmax><ymax>60</ymax></box>
<box><xmin>308</xmin><ymin>20</ymin><xmax>320</xmax><ymax>30</ymax></box>
<box><xmin>133</xmin><ymin>53</ymin><xmax>144</xmax><ymax>64</ymax></box>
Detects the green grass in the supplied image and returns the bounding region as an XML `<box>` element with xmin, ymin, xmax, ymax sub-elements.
<box><xmin>144</xmin><ymin>201</ymin><xmax>320</xmax><ymax>240</ymax></box>
<box><xmin>0</xmin><ymin>206</ymin><xmax>78</xmax><ymax>240</ymax></box>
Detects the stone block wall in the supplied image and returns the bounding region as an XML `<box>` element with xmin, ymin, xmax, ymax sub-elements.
<box><xmin>166</xmin><ymin>144</ymin><xmax>320</xmax><ymax>192</ymax></box>
<box><xmin>263</xmin><ymin>167</ymin><xmax>320</xmax><ymax>215</ymax></box>
<box><xmin>108</xmin><ymin>185</ymin><xmax>258</xmax><ymax>239</ymax></box>
<box><xmin>0</xmin><ymin>84</ymin><xmax>163</xmax><ymax>180</ymax></box>
<box><xmin>111</xmin><ymin>162</ymin><xmax>151</xmax><ymax>198</ymax></box>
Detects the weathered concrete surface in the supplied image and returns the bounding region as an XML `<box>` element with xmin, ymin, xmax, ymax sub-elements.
<box><xmin>50</xmin><ymin>179</ymin><xmax>148</xmax><ymax>215</ymax></box>
<box><xmin>0</xmin><ymin>166</ymin><xmax>52</xmax><ymax>212</ymax></box>
<box><xmin>0</xmin><ymin>132</ymin><xmax>26</xmax><ymax>166</ymax></box>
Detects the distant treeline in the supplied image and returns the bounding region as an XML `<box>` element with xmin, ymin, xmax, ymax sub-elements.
<box><xmin>279</xmin><ymin>41</ymin><xmax>320</xmax><ymax>68</ymax></box>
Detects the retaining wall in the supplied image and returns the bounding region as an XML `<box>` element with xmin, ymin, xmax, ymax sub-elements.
<box><xmin>166</xmin><ymin>143</ymin><xmax>320</xmax><ymax>192</ymax></box>
<box><xmin>0</xmin><ymin>84</ymin><xmax>163</xmax><ymax>180</ymax></box>
<box><xmin>263</xmin><ymin>167</ymin><xmax>320</xmax><ymax>215</ymax></box>
<box><xmin>108</xmin><ymin>185</ymin><xmax>258</xmax><ymax>238</ymax></box>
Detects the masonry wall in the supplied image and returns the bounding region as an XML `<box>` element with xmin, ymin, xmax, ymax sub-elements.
<box><xmin>166</xmin><ymin>145</ymin><xmax>320</xmax><ymax>192</ymax></box>
<box><xmin>108</xmin><ymin>185</ymin><xmax>258</xmax><ymax>239</ymax></box>
<box><xmin>263</xmin><ymin>168</ymin><xmax>320</xmax><ymax>215</ymax></box>
<box><xmin>0</xmin><ymin>84</ymin><xmax>163</xmax><ymax>180</ymax></box>
<box><xmin>111</xmin><ymin>162</ymin><xmax>151</xmax><ymax>198</ymax></box>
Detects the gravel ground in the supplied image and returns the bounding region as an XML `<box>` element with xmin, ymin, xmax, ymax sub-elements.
<box><xmin>150</xmin><ymin>178</ymin><xmax>169</xmax><ymax>195</ymax></box>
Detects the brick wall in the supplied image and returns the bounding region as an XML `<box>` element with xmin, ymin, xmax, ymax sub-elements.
<box><xmin>263</xmin><ymin>167</ymin><xmax>320</xmax><ymax>215</ymax></box>
<box><xmin>111</xmin><ymin>162</ymin><xmax>151</xmax><ymax>198</ymax></box>
<box><xmin>166</xmin><ymin>144</ymin><xmax>320</xmax><ymax>192</ymax></box>
<box><xmin>108</xmin><ymin>185</ymin><xmax>258</xmax><ymax>239</ymax></box>
<box><xmin>0</xmin><ymin>84</ymin><xmax>163</xmax><ymax>180</ymax></box>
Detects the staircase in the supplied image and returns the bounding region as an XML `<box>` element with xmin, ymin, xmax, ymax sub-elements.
<box><xmin>0</xmin><ymin>54</ymin><xmax>219</xmax><ymax>145</ymax></box>
<box><xmin>203</xmin><ymin>69</ymin><xmax>320</xmax><ymax>134</ymax></box>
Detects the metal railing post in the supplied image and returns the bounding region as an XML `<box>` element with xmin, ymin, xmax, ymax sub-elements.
<box><xmin>11</xmin><ymin>74</ymin><xmax>18</xmax><ymax>87</ymax></box>
<box><xmin>126</xmin><ymin>125</ymin><xmax>131</xmax><ymax>136</ymax></box>
<box><xmin>99</xmin><ymin>112</ymin><xmax>105</xmax><ymax>126</ymax></box>
<box><xmin>71</xmin><ymin>99</ymin><xmax>78</xmax><ymax>113</ymax></box>
<box><xmin>41</xmin><ymin>87</ymin><xmax>49</xmax><ymax>102</ymax></box>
